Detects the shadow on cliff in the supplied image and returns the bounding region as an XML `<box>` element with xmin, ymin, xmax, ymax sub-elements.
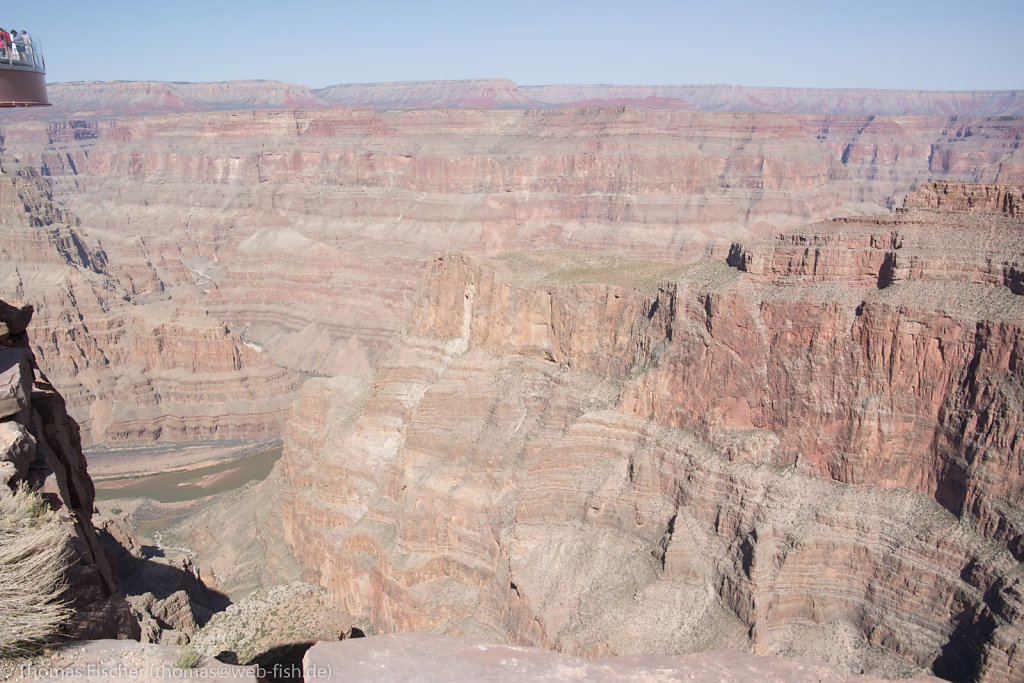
<box><xmin>95</xmin><ymin>526</ymin><xmax>230</xmax><ymax>624</ymax></box>
<box><xmin>217</xmin><ymin>627</ymin><xmax>365</xmax><ymax>682</ymax></box>
<box><xmin>932</xmin><ymin>581</ymin><xmax>1001</xmax><ymax>683</ymax></box>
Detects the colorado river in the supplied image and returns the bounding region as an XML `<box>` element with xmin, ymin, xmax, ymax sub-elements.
<box><xmin>94</xmin><ymin>445</ymin><xmax>283</xmax><ymax>503</ymax></box>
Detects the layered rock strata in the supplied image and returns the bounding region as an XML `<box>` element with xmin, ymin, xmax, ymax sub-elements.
<box><xmin>2</xmin><ymin>107</ymin><xmax>1022</xmax><ymax>447</ymax></box>
<box><xmin>0</xmin><ymin>153</ymin><xmax>307</xmax><ymax>446</ymax></box>
<box><xmin>902</xmin><ymin>181</ymin><xmax>1023</xmax><ymax>216</ymax></box>
<box><xmin>281</xmin><ymin>187</ymin><xmax>1024</xmax><ymax>681</ymax></box>
<box><xmin>521</xmin><ymin>84</ymin><xmax>1024</xmax><ymax>116</ymax></box>
<box><xmin>0</xmin><ymin>299</ymin><xmax>138</xmax><ymax>641</ymax></box>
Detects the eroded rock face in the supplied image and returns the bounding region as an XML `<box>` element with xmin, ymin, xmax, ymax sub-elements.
<box><xmin>0</xmin><ymin>299</ymin><xmax>138</xmax><ymax>641</ymax></box>
<box><xmin>280</xmin><ymin>188</ymin><xmax>1024</xmax><ymax>681</ymax></box>
<box><xmin>1</xmin><ymin>106</ymin><xmax>1022</xmax><ymax>447</ymax></box>
<box><xmin>902</xmin><ymin>181</ymin><xmax>1023</xmax><ymax>216</ymax></box>
<box><xmin>0</xmin><ymin>153</ymin><xmax>307</xmax><ymax>446</ymax></box>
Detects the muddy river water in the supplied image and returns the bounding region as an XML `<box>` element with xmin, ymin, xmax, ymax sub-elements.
<box><xmin>94</xmin><ymin>445</ymin><xmax>283</xmax><ymax>503</ymax></box>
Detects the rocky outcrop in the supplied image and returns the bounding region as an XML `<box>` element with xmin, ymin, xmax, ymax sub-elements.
<box><xmin>127</xmin><ymin>591</ymin><xmax>202</xmax><ymax>647</ymax></box>
<box><xmin>281</xmin><ymin>187</ymin><xmax>1024</xmax><ymax>681</ymax></box>
<box><xmin>902</xmin><ymin>181</ymin><xmax>1023</xmax><ymax>216</ymax></box>
<box><xmin>95</xmin><ymin>508</ymin><xmax>230</xmax><ymax>648</ymax></box>
<box><xmin>0</xmin><ymin>299</ymin><xmax>138</xmax><ymax>641</ymax></box>
<box><xmin>303</xmin><ymin>633</ymin><xmax>944</xmax><ymax>682</ymax></box>
<box><xmin>727</xmin><ymin>183</ymin><xmax>1024</xmax><ymax>292</ymax></box>
<box><xmin>190</xmin><ymin>582</ymin><xmax>355</xmax><ymax>666</ymax></box>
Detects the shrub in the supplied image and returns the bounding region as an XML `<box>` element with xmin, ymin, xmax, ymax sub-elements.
<box><xmin>174</xmin><ymin>643</ymin><xmax>200</xmax><ymax>669</ymax></box>
<box><xmin>0</xmin><ymin>485</ymin><xmax>73</xmax><ymax>656</ymax></box>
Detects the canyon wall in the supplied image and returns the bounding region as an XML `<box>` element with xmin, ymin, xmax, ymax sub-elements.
<box><xmin>280</xmin><ymin>186</ymin><xmax>1024</xmax><ymax>681</ymax></box>
<box><xmin>1</xmin><ymin>103</ymin><xmax>1022</xmax><ymax>446</ymax></box>
<box><xmin>0</xmin><ymin>153</ymin><xmax>306</xmax><ymax>445</ymax></box>
<box><xmin>520</xmin><ymin>84</ymin><xmax>1024</xmax><ymax>116</ymax></box>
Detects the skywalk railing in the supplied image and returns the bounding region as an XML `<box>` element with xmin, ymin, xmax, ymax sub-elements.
<box><xmin>0</xmin><ymin>35</ymin><xmax>44</xmax><ymax>73</ymax></box>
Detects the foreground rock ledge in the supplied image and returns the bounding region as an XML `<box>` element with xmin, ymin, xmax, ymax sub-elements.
<box><xmin>303</xmin><ymin>633</ymin><xmax>944</xmax><ymax>682</ymax></box>
<box><xmin>5</xmin><ymin>641</ymin><xmax>255</xmax><ymax>682</ymax></box>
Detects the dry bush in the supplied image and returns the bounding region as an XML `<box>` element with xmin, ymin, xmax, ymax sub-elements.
<box><xmin>0</xmin><ymin>484</ymin><xmax>73</xmax><ymax>656</ymax></box>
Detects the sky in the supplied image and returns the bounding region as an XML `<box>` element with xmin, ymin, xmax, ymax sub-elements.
<box><xmin>3</xmin><ymin>1</ymin><xmax>1022</xmax><ymax>91</ymax></box>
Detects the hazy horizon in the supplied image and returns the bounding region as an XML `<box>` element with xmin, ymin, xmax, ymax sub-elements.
<box><xmin>42</xmin><ymin>77</ymin><xmax>1024</xmax><ymax>93</ymax></box>
<box><xmin>4</xmin><ymin>0</ymin><xmax>1022</xmax><ymax>91</ymax></box>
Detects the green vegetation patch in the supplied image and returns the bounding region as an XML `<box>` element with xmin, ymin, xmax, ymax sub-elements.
<box><xmin>485</xmin><ymin>249</ymin><xmax>691</xmax><ymax>292</ymax></box>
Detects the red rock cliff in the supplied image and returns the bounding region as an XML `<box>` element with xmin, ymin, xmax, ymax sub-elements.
<box><xmin>281</xmin><ymin>186</ymin><xmax>1024</xmax><ymax>681</ymax></box>
<box><xmin>0</xmin><ymin>153</ymin><xmax>307</xmax><ymax>446</ymax></box>
<box><xmin>1</xmin><ymin>108</ymin><xmax>1022</xmax><ymax>447</ymax></box>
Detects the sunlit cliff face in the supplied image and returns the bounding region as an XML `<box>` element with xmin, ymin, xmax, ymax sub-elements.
<box><xmin>0</xmin><ymin>104</ymin><xmax>1021</xmax><ymax>448</ymax></box>
<box><xmin>282</xmin><ymin>186</ymin><xmax>1024</xmax><ymax>681</ymax></box>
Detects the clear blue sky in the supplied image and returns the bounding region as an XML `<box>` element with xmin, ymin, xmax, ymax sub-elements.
<box><xmin>4</xmin><ymin>1</ymin><xmax>1022</xmax><ymax>90</ymax></box>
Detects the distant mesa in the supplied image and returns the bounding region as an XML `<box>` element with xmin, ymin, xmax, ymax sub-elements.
<box><xmin>4</xmin><ymin>78</ymin><xmax>1021</xmax><ymax>119</ymax></box>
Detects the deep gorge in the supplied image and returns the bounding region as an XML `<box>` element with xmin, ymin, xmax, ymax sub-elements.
<box><xmin>1</xmin><ymin>82</ymin><xmax>1022</xmax><ymax>681</ymax></box>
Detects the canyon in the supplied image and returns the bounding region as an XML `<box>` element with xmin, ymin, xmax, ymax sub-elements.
<box><xmin>0</xmin><ymin>83</ymin><xmax>1022</xmax><ymax>448</ymax></box>
<box><xmin>0</xmin><ymin>80</ymin><xmax>1022</xmax><ymax>681</ymax></box>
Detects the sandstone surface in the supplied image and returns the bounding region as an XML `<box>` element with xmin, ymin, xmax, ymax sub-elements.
<box><xmin>4</xmin><ymin>640</ymin><xmax>256</xmax><ymax>682</ymax></box>
<box><xmin>303</xmin><ymin>633</ymin><xmax>944</xmax><ymax>682</ymax></box>
<box><xmin>280</xmin><ymin>186</ymin><xmax>1024</xmax><ymax>681</ymax></box>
